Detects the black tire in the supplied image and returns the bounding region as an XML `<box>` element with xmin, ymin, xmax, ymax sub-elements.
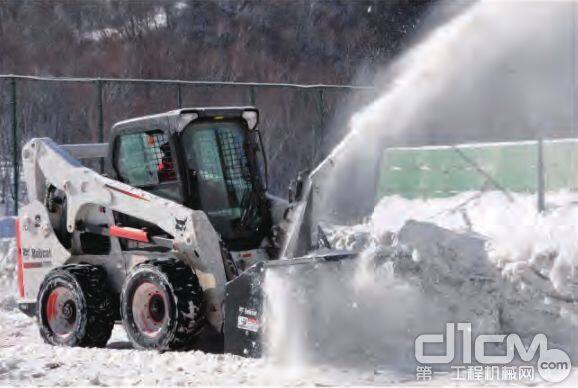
<box><xmin>120</xmin><ymin>258</ymin><xmax>205</xmax><ymax>350</ymax></box>
<box><xmin>37</xmin><ymin>264</ymin><xmax>115</xmax><ymax>347</ymax></box>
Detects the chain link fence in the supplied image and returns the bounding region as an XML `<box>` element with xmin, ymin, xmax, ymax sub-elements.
<box><xmin>0</xmin><ymin>75</ymin><xmax>375</xmax><ymax>216</ymax></box>
<box><xmin>376</xmin><ymin>138</ymin><xmax>578</xmax><ymax>211</ymax></box>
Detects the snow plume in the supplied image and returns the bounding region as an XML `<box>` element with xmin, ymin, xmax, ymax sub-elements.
<box><xmin>264</xmin><ymin>0</ymin><xmax>578</xmax><ymax>371</ymax></box>
<box><xmin>315</xmin><ymin>0</ymin><xmax>575</xmax><ymax>223</ymax></box>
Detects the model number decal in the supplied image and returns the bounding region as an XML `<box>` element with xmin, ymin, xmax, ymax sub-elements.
<box><xmin>237</xmin><ymin>307</ymin><xmax>260</xmax><ymax>333</ymax></box>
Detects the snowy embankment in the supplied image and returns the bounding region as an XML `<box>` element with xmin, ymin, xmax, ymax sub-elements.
<box><xmin>263</xmin><ymin>190</ymin><xmax>578</xmax><ymax>383</ymax></box>
<box><xmin>371</xmin><ymin>189</ymin><xmax>578</xmax><ymax>342</ymax></box>
<box><xmin>327</xmin><ymin>191</ymin><xmax>578</xmax><ymax>360</ymax></box>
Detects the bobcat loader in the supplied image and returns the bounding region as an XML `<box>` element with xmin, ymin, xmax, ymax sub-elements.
<box><xmin>15</xmin><ymin>107</ymin><xmax>377</xmax><ymax>356</ymax></box>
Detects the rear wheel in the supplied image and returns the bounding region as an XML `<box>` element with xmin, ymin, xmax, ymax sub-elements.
<box><xmin>120</xmin><ymin>258</ymin><xmax>205</xmax><ymax>350</ymax></box>
<box><xmin>37</xmin><ymin>264</ymin><xmax>115</xmax><ymax>347</ymax></box>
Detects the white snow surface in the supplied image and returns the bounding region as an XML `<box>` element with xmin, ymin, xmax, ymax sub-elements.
<box><xmin>2</xmin><ymin>191</ymin><xmax>578</xmax><ymax>386</ymax></box>
<box><xmin>371</xmin><ymin>191</ymin><xmax>578</xmax><ymax>348</ymax></box>
<box><xmin>0</xmin><ymin>238</ymin><xmax>416</xmax><ymax>386</ymax></box>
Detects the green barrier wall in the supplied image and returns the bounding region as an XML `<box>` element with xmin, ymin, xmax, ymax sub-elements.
<box><xmin>376</xmin><ymin>139</ymin><xmax>578</xmax><ymax>200</ymax></box>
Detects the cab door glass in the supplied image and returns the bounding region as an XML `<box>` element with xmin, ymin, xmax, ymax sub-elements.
<box><xmin>181</xmin><ymin>121</ymin><xmax>259</xmax><ymax>242</ymax></box>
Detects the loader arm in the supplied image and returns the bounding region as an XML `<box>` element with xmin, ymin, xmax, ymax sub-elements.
<box><xmin>19</xmin><ymin>138</ymin><xmax>227</xmax><ymax>328</ymax></box>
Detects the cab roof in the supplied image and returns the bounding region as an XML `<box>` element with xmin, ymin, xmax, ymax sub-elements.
<box><xmin>110</xmin><ymin>106</ymin><xmax>257</xmax><ymax>139</ymax></box>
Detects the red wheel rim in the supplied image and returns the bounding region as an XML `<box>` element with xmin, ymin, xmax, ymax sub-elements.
<box><xmin>132</xmin><ymin>281</ymin><xmax>167</xmax><ymax>337</ymax></box>
<box><xmin>45</xmin><ymin>286</ymin><xmax>77</xmax><ymax>338</ymax></box>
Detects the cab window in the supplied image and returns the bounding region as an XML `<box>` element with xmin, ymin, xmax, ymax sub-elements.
<box><xmin>181</xmin><ymin>121</ymin><xmax>262</xmax><ymax>244</ymax></box>
<box><xmin>116</xmin><ymin>130</ymin><xmax>176</xmax><ymax>186</ymax></box>
<box><xmin>115</xmin><ymin>130</ymin><xmax>181</xmax><ymax>202</ymax></box>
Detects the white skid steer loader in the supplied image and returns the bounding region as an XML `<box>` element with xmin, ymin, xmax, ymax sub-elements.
<box><xmin>15</xmin><ymin>107</ymin><xmax>371</xmax><ymax>355</ymax></box>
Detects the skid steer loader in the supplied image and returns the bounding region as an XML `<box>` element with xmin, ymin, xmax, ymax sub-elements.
<box><xmin>15</xmin><ymin>106</ymin><xmax>374</xmax><ymax>356</ymax></box>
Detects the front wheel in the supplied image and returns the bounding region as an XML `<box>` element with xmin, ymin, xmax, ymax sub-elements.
<box><xmin>120</xmin><ymin>258</ymin><xmax>205</xmax><ymax>350</ymax></box>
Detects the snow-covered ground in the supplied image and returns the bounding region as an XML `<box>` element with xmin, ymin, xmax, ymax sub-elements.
<box><xmin>0</xmin><ymin>235</ymin><xmax>427</xmax><ymax>386</ymax></box>
<box><xmin>2</xmin><ymin>191</ymin><xmax>578</xmax><ymax>386</ymax></box>
<box><xmin>0</xmin><ymin>297</ymin><xmax>412</xmax><ymax>386</ymax></box>
<box><xmin>0</xmin><ymin>236</ymin><xmax>367</xmax><ymax>386</ymax></box>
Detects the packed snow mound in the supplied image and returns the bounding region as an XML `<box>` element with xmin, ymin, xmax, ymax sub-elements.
<box><xmin>371</xmin><ymin>191</ymin><xmax>578</xmax><ymax>306</ymax></box>
<box><xmin>265</xmin><ymin>221</ymin><xmax>502</xmax><ymax>368</ymax></box>
<box><xmin>324</xmin><ymin>191</ymin><xmax>578</xmax><ymax>360</ymax></box>
<box><xmin>265</xmin><ymin>191</ymin><xmax>578</xmax><ymax>370</ymax></box>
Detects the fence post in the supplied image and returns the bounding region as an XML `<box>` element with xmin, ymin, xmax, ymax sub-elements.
<box><xmin>96</xmin><ymin>79</ymin><xmax>104</xmax><ymax>172</ymax></box>
<box><xmin>537</xmin><ymin>137</ymin><xmax>546</xmax><ymax>212</ymax></box>
<box><xmin>249</xmin><ymin>86</ymin><xmax>256</xmax><ymax>106</ymax></box>
<box><xmin>177</xmin><ymin>84</ymin><xmax>182</xmax><ymax>108</ymax></box>
<box><xmin>11</xmin><ymin>78</ymin><xmax>18</xmax><ymax>215</ymax></box>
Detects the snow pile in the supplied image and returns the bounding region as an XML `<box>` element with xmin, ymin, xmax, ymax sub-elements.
<box><xmin>371</xmin><ymin>191</ymin><xmax>577</xmax><ymax>348</ymax></box>
<box><xmin>264</xmin><ymin>241</ymin><xmax>452</xmax><ymax>370</ymax></box>
<box><xmin>264</xmin><ymin>221</ymin><xmax>501</xmax><ymax>369</ymax></box>
<box><xmin>265</xmin><ymin>191</ymin><xmax>578</xmax><ymax>370</ymax></box>
<box><xmin>369</xmin><ymin>191</ymin><xmax>578</xmax><ymax>354</ymax></box>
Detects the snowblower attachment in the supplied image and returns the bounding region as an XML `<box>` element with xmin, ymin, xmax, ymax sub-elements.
<box><xmin>224</xmin><ymin>250</ymin><xmax>356</xmax><ymax>357</ymax></box>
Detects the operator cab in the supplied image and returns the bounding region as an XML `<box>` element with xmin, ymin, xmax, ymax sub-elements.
<box><xmin>107</xmin><ymin>107</ymin><xmax>272</xmax><ymax>252</ymax></box>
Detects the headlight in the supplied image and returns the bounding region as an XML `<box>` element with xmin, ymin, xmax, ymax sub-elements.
<box><xmin>242</xmin><ymin>110</ymin><xmax>258</xmax><ymax>130</ymax></box>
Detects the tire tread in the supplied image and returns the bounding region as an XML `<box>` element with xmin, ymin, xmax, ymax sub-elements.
<box><xmin>121</xmin><ymin>258</ymin><xmax>205</xmax><ymax>350</ymax></box>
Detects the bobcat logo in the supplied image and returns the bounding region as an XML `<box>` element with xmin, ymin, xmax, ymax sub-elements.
<box><xmin>175</xmin><ymin>217</ymin><xmax>187</xmax><ymax>232</ymax></box>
